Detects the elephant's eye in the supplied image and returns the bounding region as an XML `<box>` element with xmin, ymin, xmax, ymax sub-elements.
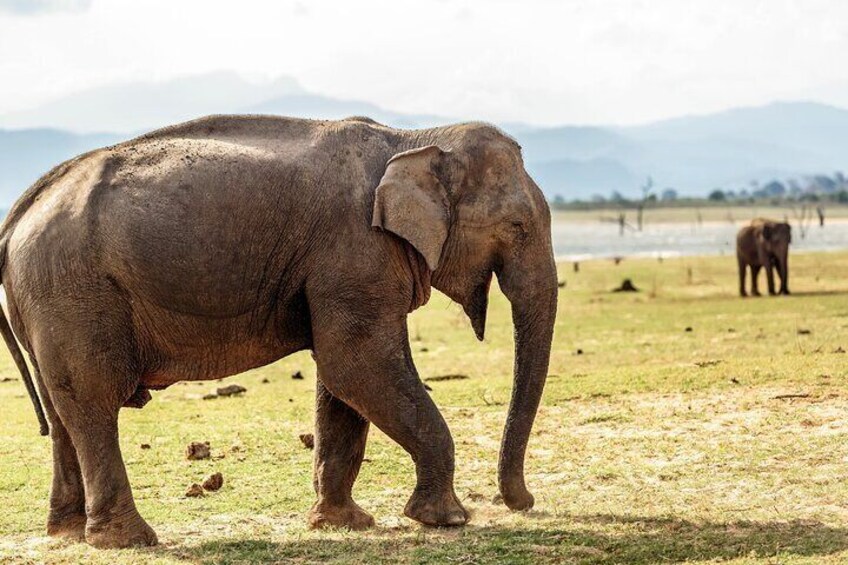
<box><xmin>509</xmin><ymin>221</ymin><xmax>528</xmax><ymax>241</ymax></box>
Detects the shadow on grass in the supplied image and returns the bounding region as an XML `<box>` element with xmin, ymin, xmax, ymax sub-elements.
<box><xmin>784</xmin><ymin>290</ymin><xmax>848</xmax><ymax>298</ymax></box>
<box><xmin>158</xmin><ymin>514</ymin><xmax>848</xmax><ymax>564</ymax></box>
<box><xmin>661</xmin><ymin>288</ymin><xmax>848</xmax><ymax>303</ymax></box>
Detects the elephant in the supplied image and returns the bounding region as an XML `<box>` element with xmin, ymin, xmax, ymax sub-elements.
<box><xmin>0</xmin><ymin>115</ymin><xmax>557</xmax><ymax>548</ymax></box>
<box><xmin>736</xmin><ymin>218</ymin><xmax>791</xmax><ymax>297</ymax></box>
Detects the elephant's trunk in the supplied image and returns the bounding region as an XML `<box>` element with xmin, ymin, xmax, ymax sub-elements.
<box><xmin>496</xmin><ymin>247</ymin><xmax>557</xmax><ymax>510</ymax></box>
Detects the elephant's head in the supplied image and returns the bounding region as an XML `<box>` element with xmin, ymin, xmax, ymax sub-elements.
<box><xmin>759</xmin><ymin>221</ymin><xmax>792</xmax><ymax>256</ymax></box>
<box><xmin>371</xmin><ymin>124</ymin><xmax>557</xmax><ymax>510</ymax></box>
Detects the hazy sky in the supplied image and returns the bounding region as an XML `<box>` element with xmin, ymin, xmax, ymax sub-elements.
<box><xmin>1</xmin><ymin>0</ymin><xmax>847</xmax><ymax>126</ymax></box>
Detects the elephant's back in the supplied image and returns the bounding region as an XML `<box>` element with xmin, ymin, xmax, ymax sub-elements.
<box><xmin>3</xmin><ymin>115</ymin><xmax>390</xmax><ymax>317</ymax></box>
<box><xmin>3</xmin><ymin>138</ymin><xmax>277</xmax><ymax>311</ymax></box>
<box><xmin>131</xmin><ymin>114</ymin><xmax>321</xmax><ymax>143</ymax></box>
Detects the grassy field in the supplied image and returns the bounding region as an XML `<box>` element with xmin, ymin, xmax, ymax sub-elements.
<box><xmin>2</xmin><ymin>251</ymin><xmax>848</xmax><ymax>564</ymax></box>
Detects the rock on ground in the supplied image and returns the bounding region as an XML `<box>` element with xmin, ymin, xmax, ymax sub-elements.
<box><xmin>186</xmin><ymin>441</ymin><xmax>211</xmax><ymax>460</ymax></box>
<box><xmin>203</xmin><ymin>472</ymin><xmax>224</xmax><ymax>491</ymax></box>
<box><xmin>216</xmin><ymin>384</ymin><xmax>247</xmax><ymax>397</ymax></box>
<box><xmin>299</xmin><ymin>433</ymin><xmax>314</xmax><ymax>449</ymax></box>
<box><xmin>185</xmin><ymin>483</ymin><xmax>204</xmax><ymax>497</ymax></box>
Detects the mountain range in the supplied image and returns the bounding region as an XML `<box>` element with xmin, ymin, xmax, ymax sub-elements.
<box><xmin>1</xmin><ymin>72</ymin><xmax>846</xmax><ymax>205</ymax></box>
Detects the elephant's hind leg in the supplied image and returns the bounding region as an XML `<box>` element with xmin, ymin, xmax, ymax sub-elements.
<box><xmin>32</xmin><ymin>306</ymin><xmax>157</xmax><ymax>549</ymax></box>
<box><xmin>737</xmin><ymin>257</ymin><xmax>748</xmax><ymax>297</ymax></box>
<box><xmin>34</xmin><ymin>364</ymin><xmax>87</xmax><ymax>540</ymax></box>
<box><xmin>308</xmin><ymin>380</ymin><xmax>375</xmax><ymax>530</ymax></box>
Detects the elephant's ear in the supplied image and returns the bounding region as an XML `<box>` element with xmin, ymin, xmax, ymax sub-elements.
<box><xmin>371</xmin><ymin>146</ymin><xmax>450</xmax><ymax>271</ymax></box>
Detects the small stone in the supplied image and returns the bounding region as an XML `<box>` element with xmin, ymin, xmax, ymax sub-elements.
<box><xmin>576</xmin><ymin>348</ymin><xmax>584</xmax><ymax>355</ymax></box>
<box><xmin>202</xmin><ymin>472</ymin><xmax>224</xmax><ymax>492</ymax></box>
<box><xmin>216</xmin><ymin>384</ymin><xmax>247</xmax><ymax>397</ymax></box>
<box><xmin>685</xmin><ymin>327</ymin><xmax>693</xmax><ymax>332</ymax></box>
<box><xmin>466</xmin><ymin>491</ymin><xmax>487</xmax><ymax>502</ymax></box>
<box><xmin>291</xmin><ymin>371</ymin><xmax>305</xmax><ymax>380</ymax></box>
<box><xmin>202</xmin><ymin>393</ymin><xmax>218</xmax><ymax>400</ymax></box>
<box><xmin>261</xmin><ymin>378</ymin><xmax>270</xmax><ymax>384</ymax></box>
<box><xmin>140</xmin><ymin>443</ymin><xmax>151</xmax><ymax>450</ymax></box>
<box><xmin>186</xmin><ymin>441</ymin><xmax>211</xmax><ymax>461</ymax></box>
<box><xmin>299</xmin><ymin>433</ymin><xmax>314</xmax><ymax>449</ymax></box>
<box><xmin>185</xmin><ymin>483</ymin><xmax>204</xmax><ymax>497</ymax></box>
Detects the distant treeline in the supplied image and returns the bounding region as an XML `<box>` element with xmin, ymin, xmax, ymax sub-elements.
<box><xmin>552</xmin><ymin>171</ymin><xmax>848</xmax><ymax>209</ymax></box>
<box><xmin>552</xmin><ymin>195</ymin><xmax>848</xmax><ymax>211</ymax></box>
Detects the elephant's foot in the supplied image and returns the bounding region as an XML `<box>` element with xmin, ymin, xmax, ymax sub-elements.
<box><xmin>404</xmin><ymin>488</ymin><xmax>468</xmax><ymax>527</ymax></box>
<box><xmin>499</xmin><ymin>483</ymin><xmax>535</xmax><ymax>511</ymax></box>
<box><xmin>308</xmin><ymin>499</ymin><xmax>375</xmax><ymax>530</ymax></box>
<box><xmin>47</xmin><ymin>512</ymin><xmax>87</xmax><ymax>541</ymax></box>
<box><xmin>85</xmin><ymin>510</ymin><xmax>158</xmax><ymax>549</ymax></box>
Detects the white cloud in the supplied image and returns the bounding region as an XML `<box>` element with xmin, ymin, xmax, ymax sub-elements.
<box><xmin>0</xmin><ymin>0</ymin><xmax>846</xmax><ymax>126</ymax></box>
<box><xmin>0</xmin><ymin>0</ymin><xmax>91</xmax><ymax>15</ymax></box>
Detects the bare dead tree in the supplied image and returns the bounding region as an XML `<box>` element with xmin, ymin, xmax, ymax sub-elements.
<box><xmin>599</xmin><ymin>213</ymin><xmax>635</xmax><ymax>236</ymax></box>
<box><xmin>636</xmin><ymin>176</ymin><xmax>654</xmax><ymax>231</ymax></box>
<box><xmin>790</xmin><ymin>204</ymin><xmax>813</xmax><ymax>239</ymax></box>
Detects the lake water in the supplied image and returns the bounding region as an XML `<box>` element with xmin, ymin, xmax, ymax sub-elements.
<box><xmin>551</xmin><ymin>220</ymin><xmax>848</xmax><ymax>261</ymax></box>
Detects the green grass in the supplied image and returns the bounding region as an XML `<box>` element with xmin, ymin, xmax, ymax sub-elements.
<box><xmin>2</xmin><ymin>251</ymin><xmax>848</xmax><ymax>563</ymax></box>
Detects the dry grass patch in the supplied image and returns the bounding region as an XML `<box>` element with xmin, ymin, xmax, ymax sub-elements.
<box><xmin>2</xmin><ymin>251</ymin><xmax>848</xmax><ymax>563</ymax></box>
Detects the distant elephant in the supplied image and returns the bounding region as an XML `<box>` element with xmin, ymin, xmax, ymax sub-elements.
<box><xmin>0</xmin><ymin>116</ymin><xmax>557</xmax><ymax>548</ymax></box>
<box><xmin>736</xmin><ymin>218</ymin><xmax>791</xmax><ymax>296</ymax></box>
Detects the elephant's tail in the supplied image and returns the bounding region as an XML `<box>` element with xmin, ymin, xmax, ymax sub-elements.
<box><xmin>0</xmin><ymin>238</ymin><xmax>49</xmax><ymax>436</ymax></box>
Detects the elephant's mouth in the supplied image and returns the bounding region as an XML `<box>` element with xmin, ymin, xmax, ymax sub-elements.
<box><xmin>463</xmin><ymin>270</ymin><xmax>492</xmax><ymax>341</ymax></box>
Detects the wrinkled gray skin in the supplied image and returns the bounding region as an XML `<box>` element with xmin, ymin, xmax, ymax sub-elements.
<box><xmin>736</xmin><ymin>219</ymin><xmax>791</xmax><ymax>296</ymax></box>
<box><xmin>0</xmin><ymin>116</ymin><xmax>557</xmax><ymax>548</ymax></box>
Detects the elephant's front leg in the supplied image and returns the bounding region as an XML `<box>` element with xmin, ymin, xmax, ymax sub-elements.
<box><xmin>778</xmin><ymin>257</ymin><xmax>790</xmax><ymax>295</ymax></box>
<box><xmin>308</xmin><ymin>379</ymin><xmax>375</xmax><ymax>530</ymax></box>
<box><xmin>311</xmin><ymin>308</ymin><xmax>468</xmax><ymax>527</ymax></box>
<box><xmin>765</xmin><ymin>260</ymin><xmax>777</xmax><ymax>295</ymax></box>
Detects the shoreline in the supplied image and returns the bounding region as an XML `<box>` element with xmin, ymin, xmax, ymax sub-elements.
<box><xmin>552</xmin><ymin>205</ymin><xmax>848</xmax><ymax>225</ymax></box>
<box><xmin>550</xmin><ymin>213</ymin><xmax>848</xmax><ymax>261</ymax></box>
<box><xmin>555</xmin><ymin>246</ymin><xmax>848</xmax><ymax>263</ymax></box>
